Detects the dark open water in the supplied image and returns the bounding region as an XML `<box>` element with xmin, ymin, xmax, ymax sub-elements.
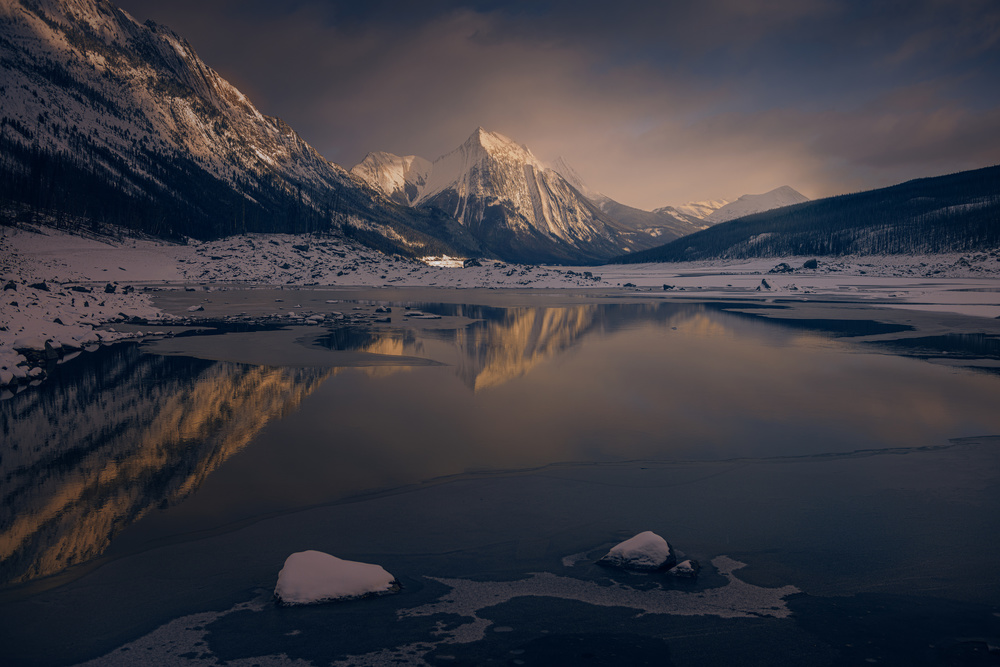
<box><xmin>1</xmin><ymin>296</ymin><xmax>999</xmax><ymax>666</ymax></box>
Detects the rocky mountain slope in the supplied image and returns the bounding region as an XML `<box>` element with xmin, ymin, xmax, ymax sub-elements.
<box><xmin>353</xmin><ymin>128</ymin><xmax>669</xmax><ymax>264</ymax></box>
<box><xmin>0</xmin><ymin>0</ymin><xmax>481</xmax><ymax>257</ymax></box>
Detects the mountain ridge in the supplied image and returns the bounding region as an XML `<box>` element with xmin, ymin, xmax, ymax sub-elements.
<box><xmin>611</xmin><ymin>165</ymin><xmax>1000</xmax><ymax>263</ymax></box>
<box><xmin>545</xmin><ymin>158</ymin><xmax>714</xmax><ymax>243</ymax></box>
<box><xmin>705</xmin><ymin>186</ymin><xmax>810</xmax><ymax>223</ymax></box>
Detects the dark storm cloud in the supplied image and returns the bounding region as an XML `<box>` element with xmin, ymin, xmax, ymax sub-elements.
<box><xmin>116</xmin><ymin>0</ymin><xmax>1000</xmax><ymax>208</ymax></box>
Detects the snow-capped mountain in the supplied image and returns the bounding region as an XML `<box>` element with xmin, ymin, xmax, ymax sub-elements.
<box><xmin>350</xmin><ymin>152</ymin><xmax>432</xmax><ymax>207</ymax></box>
<box><xmin>353</xmin><ymin>128</ymin><xmax>662</xmax><ymax>264</ymax></box>
<box><xmin>705</xmin><ymin>186</ymin><xmax>809</xmax><ymax>223</ymax></box>
<box><xmin>0</xmin><ymin>0</ymin><xmax>481</xmax><ymax>256</ymax></box>
<box><xmin>663</xmin><ymin>199</ymin><xmax>732</xmax><ymax>220</ymax></box>
<box><xmin>648</xmin><ymin>187</ymin><xmax>806</xmax><ymax>227</ymax></box>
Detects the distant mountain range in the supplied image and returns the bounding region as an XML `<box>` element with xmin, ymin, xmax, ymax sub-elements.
<box><xmin>612</xmin><ymin>165</ymin><xmax>1000</xmax><ymax>263</ymax></box>
<box><xmin>546</xmin><ymin>157</ymin><xmax>716</xmax><ymax>244</ymax></box>
<box><xmin>351</xmin><ymin>132</ymin><xmax>816</xmax><ymax>263</ymax></box>
<box><xmin>5</xmin><ymin>0</ymin><xmax>988</xmax><ymax>268</ymax></box>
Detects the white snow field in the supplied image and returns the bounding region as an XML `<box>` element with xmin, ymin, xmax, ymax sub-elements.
<box><xmin>274</xmin><ymin>550</ymin><xmax>398</xmax><ymax>605</ymax></box>
<box><xmin>3</xmin><ymin>223</ymin><xmax>999</xmax><ymax>390</ymax></box>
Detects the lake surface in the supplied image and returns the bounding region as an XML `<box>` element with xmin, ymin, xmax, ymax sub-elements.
<box><xmin>2</xmin><ymin>292</ymin><xmax>999</xmax><ymax>666</ymax></box>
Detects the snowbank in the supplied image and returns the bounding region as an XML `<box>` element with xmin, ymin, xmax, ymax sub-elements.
<box><xmin>1</xmin><ymin>228</ymin><xmax>167</xmax><ymax>391</ymax></box>
<box><xmin>597</xmin><ymin>531</ymin><xmax>676</xmax><ymax>571</ymax></box>
<box><xmin>274</xmin><ymin>550</ymin><xmax>399</xmax><ymax>605</ymax></box>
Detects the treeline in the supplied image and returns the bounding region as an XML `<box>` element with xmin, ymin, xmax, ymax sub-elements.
<box><xmin>0</xmin><ymin>133</ymin><xmax>343</xmax><ymax>239</ymax></box>
<box><xmin>613</xmin><ymin>165</ymin><xmax>1000</xmax><ymax>263</ymax></box>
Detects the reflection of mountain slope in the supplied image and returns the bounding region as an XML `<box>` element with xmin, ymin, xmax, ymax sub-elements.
<box><xmin>455</xmin><ymin>306</ymin><xmax>601</xmax><ymax>391</ymax></box>
<box><xmin>315</xmin><ymin>303</ymin><xmax>704</xmax><ymax>392</ymax></box>
<box><xmin>452</xmin><ymin>303</ymin><xmax>713</xmax><ymax>390</ymax></box>
<box><xmin>0</xmin><ymin>345</ymin><xmax>330</xmax><ymax>586</ymax></box>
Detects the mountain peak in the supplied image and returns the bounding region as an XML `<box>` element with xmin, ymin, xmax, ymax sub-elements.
<box><xmin>735</xmin><ymin>185</ymin><xmax>806</xmax><ymax>202</ymax></box>
<box><xmin>463</xmin><ymin>127</ymin><xmax>522</xmax><ymax>155</ymax></box>
<box><xmin>350</xmin><ymin>151</ymin><xmax>431</xmax><ymax>205</ymax></box>
<box><xmin>706</xmin><ymin>186</ymin><xmax>809</xmax><ymax>223</ymax></box>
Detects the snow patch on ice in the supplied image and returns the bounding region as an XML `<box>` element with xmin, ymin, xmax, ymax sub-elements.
<box><xmin>81</xmin><ymin>555</ymin><xmax>798</xmax><ymax>665</ymax></box>
<box><xmin>392</xmin><ymin>556</ymin><xmax>799</xmax><ymax>649</ymax></box>
<box><xmin>76</xmin><ymin>597</ymin><xmax>313</xmax><ymax>667</ymax></box>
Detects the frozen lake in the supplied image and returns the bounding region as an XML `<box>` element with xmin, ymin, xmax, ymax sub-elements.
<box><xmin>2</xmin><ymin>290</ymin><xmax>999</xmax><ymax>665</ymax></box>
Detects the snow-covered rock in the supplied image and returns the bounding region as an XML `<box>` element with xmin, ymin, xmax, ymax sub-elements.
<box><xmin>669</xmin><ymin>559</ymin><xmax>701</xmax><ymax>578</ymax></box>
<box><xmin>274</xmin><ymin>550</ymin><xmax>399</xmax><ymax>605</ymax></box>
<box><xmin>756</xmin><ymin>278</ymin><xmax>777</xmax><ymax>291</ymax></box>
<box><xmin>597</xmin><ymin>531</ymin><xmax>676</xmax><ymax>571</ymax></box>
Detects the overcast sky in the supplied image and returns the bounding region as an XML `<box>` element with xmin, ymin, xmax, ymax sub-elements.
<box><xmin>115</xmin><ymin>0</ymin><xmax>1000</xmax><ymax>210</ymax></box>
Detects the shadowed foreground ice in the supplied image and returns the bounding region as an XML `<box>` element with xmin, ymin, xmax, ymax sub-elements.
<box><xmin>83</xmin><ymin>556</ymin><xmax>798</xmax><ymax>666</ymax></box>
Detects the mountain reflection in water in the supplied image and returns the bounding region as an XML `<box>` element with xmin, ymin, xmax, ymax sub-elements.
<box><xmin>0</xmin><ymin>345</ymin><xmax>330</xmax><ymax>586</ymax></box>
<box><xmin>316</xmin><ymin>302</ymin><xmax>690</xmax><ymax>391</ymax></box>
<box><xmin>1</xmin><ymin>302</ymin><xmax>688</xmax><ymax>587</ymax></box>
<box><xmin>4</xmin><ymin>299</ymin><xmax>1000</xmax><ymax>590</ymax></box>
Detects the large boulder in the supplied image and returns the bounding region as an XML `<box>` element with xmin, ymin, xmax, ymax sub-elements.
<box><xmin>597</xmin><ymin>531</ymin><xmax>676</xmax><ymax>571</ymax></box>
<box><xmin>274</xmin><ymin>550</ymin><xmax>399</xmax><ymax>605</ymax></box>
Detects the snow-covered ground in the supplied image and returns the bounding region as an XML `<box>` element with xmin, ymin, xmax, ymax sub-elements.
<box><xmin>3</xmin><ymin>223</ymin><xmax>999</xmax><ymax>390</ymax></box>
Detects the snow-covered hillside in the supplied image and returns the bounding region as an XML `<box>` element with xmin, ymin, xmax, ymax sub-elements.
<box><xmin>706</xmin><ymin>186</ymin><xmax>809</xmax><ymax>223</ymax></box>
<box><xmin>0</xmin><ymin>0</ymin><xmax>482</xmax><ymax>257</ymax></box>
<box><xmin>0</xmin><ymin>0</ymin><xmax>347</xmax><ymax>221</ymax></box>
